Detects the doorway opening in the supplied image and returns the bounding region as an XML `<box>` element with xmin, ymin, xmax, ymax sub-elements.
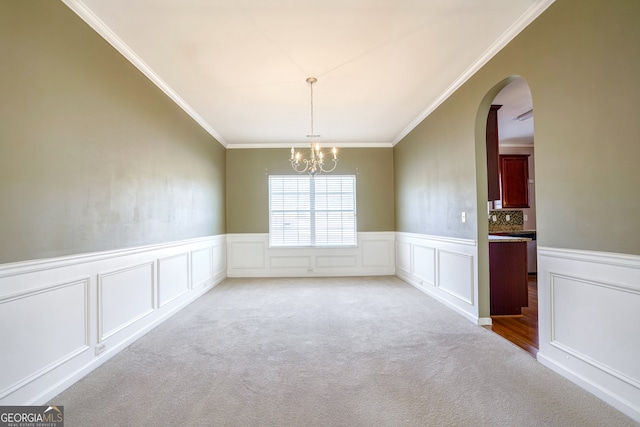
<box><xmin>481</xmin><ymin>77</ymin><xmax>538</xmax><ymax>357</ymax></box>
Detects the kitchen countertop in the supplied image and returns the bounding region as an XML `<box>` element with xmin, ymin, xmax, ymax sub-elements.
<box><xmin>488</xmin><ymin>234</ymin><xmax>532</xmax><ymax>243</ymax></box>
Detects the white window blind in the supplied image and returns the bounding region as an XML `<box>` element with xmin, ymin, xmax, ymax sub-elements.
<box><xmin>269</xmin><ymin>175</ymin><xmax>356</xmax><ymax>247</ymax></box>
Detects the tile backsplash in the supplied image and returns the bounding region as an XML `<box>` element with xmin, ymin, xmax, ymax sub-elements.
<box><xmin>488</xmin><ymin>210</ymin><xmax>523</xmax><ymax>233</ymax></box>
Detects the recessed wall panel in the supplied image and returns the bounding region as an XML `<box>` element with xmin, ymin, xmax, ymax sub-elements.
<box><xmin>270</xmin><ymin>256</ymin><xmax>311</xmax><ymax>269</ymax></box>
<box><xmin>550</xmin><ymin>274</ymin><xmax>640</xmax><ymax>386</ymax></box>
<box><xmin>396</xmin><ymin>241</ymin><xmax>411</xmax><ymax>272</ymax></box>
<box><xmin>438</xmin><ymin>250</ymin><xmax>474</xmax><ymax>304</ymax></box>
<box><xmin>230</xmin><ymin>242</ymin><xmax>264</xmax><ymax>269</ymax></box>
<box><xmin>316</xmin><ymin>256</ymin><xmax>357</xmax><ymax>268</ymax></box>
<box><xmin>0</xmin><ymin>279</ymin><xmax>88</xmax><ymax>398</ymax></box>
<box><xmin>212</xmin><ymin>243</ymin><xmax>226</xmax><ymax>275</ymax></box>
<box><xmin>191</xmin><ymin>247</ymin><xmax>212</xmax><ymax>288</ymax></box>
<box><xmin>158</xmin><ymin>254</ymin><xmax>189</xmax><ymax>306</ymax></box>
<box><xmin>98</xmin><ymin>263</ymin><xmax>154</xmax><ymax>341</ymax></box>
<box><xmin>362</xmin><ymin>240</ymin><xmax>392</xmax><ymax>267</ymax></box>
<box><xmin>413</xmin><ymin>245</ymin><xmax>436</xmax><ymax>286</ymax></box>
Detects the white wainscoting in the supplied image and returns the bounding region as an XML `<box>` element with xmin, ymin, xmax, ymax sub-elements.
<box><xmin>0</xmin><ymin>235</ymin><xmax>226</xmax><ymax>406</ymax></box>
<box><xmin>226</xmin><ymin>232</ymin><xmax>395</xmax><ymax>277</ymax></box>
<box><xmin>98</xmin><ymin>262</ymin><xmax>155</xmax><ymax>342</ymax></box>
<box><xmin>395</xmin><ymin>232</ymin><xmax>479</xmax><ymax>324</ymax></box>
<box><xmin>158</xmin><ymin>254</ymin><xmax>190</xmax><ymax>308</ymax></box>
<box><xmin>537</xmin><ymin>246</ymin><xmax>640</xmax><ymax>423</ymax></box>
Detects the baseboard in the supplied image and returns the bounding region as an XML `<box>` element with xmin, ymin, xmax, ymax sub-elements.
<box><xmin>537</xmin><ymin>352</ymin><xmax>640</xmax><ymax>422</ymax></box>
<box><xmin>477</xmin><ymin>317</ymin><xmax>492</xmax><ymax>326</ymax></box>
<box><xmin>397</xmin><ymin>268</ymin><xmax>482</xmax><ymax>325</ymax></box>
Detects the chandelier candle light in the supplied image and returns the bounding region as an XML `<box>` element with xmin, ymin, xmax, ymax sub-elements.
<box><xmin>290</xmin><ymin>77</ymin><xmax>338</xmax><ymax>175</ymax></box>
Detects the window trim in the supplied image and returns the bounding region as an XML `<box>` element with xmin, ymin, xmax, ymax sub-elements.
<box><xmin>268</xmin><ymin>174</ymin><xmax>357</xmax><ymax>248</ymax></box>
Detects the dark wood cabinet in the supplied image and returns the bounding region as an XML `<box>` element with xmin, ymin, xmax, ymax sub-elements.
<box><xmin>486</xmin><ymin>105</ymin><xmax>502</xmax><ymax>201</ymax></box>
<box><xmin>500</xmin><ymin>154</ymin><xmax>530</xmax><ymax>208</ymax></box>
<box><xmin>489</xmin><ymin>241</ymin><xmax>528</xmax><ymax>315</ymax></box>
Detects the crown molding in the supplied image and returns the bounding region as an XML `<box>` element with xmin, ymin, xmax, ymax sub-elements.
<box><xmin>392</xmin><ymin>0</ymin><xmax>556</xmax><ymax>146</ymax></box>
<box><xmin>61</xmin><ymin>0</ymin><xmax>228</xmax><ymax>147</ymax></box>
<box><xmin>226</xmin><ymin>142</ymin><xmax>394</xmax><ymax>149</ymax></box>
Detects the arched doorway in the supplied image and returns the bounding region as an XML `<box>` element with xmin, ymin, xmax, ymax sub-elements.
<box><xmin>476</xmin><ymin>76</ymin><xmax>538</xmax><ymax>356</ymax></box>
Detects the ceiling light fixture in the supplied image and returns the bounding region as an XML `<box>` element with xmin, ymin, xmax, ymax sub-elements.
<box><xmin>290</xmin><ymin>77</ymin><xmax>337</xmax><ymax>175</ymax></box>
<box><xmin>515</xmin><ymin>109</ymin><xmax>534</xmax><ymax>121</ymax></box>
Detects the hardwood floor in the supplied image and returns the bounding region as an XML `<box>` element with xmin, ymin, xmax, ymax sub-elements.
<box><xmin>484</xmin><ymin>275</ymin><xmax>538</xmax><ymax>357</ymax></box>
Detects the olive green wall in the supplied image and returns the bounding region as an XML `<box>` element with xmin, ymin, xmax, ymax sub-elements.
<box><xmin>0</xmin><ymin>1</ymin><xmax>226</xmax><ymax>264</ymax></box>
<box><xmin>395</xmin><ymin>0</ymin><xmax>640</xmax><ymax>255</ymax></box>
<box><xmin>394</xmin><ymin>95</ymin><xmax>479</xmax><ymax>240</ymax></box>
<box><xmin>226</xmin><ymin>148</ymin><xmax>394</xmax><ymax>233</ymax></box>
<box><xmin>4</xmin><ymin>0</ymin><xmax>637</xmax><ymax>265</ymax></box>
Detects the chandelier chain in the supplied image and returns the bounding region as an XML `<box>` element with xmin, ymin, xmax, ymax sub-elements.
<box><xmin>309</xmin><ymin>78</ymin><xmax>314</xmax><ymax>137</ymax></box>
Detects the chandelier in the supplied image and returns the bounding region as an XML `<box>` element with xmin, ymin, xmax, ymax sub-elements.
<box><xmin>290</xmin><ymin>77</ymin><xmax>338</xmax><ymax>175</ymax></box>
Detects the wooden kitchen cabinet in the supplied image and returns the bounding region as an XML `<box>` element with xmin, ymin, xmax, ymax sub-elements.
<box><xmin>500</xmin><ymin>154</ymin><xmax>530</xmax><ymax>208</ymax></box>
<box><xmin>489</xmin><ymin>241</ymin><xmax>528</xmax><ymax>315</ymax></box>
<box><xmin>486</xmin><ymin>105</ymin><xmax>502</xmax><ymax>201</ymax></box>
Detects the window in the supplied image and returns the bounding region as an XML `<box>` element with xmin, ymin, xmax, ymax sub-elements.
<box><xmin>269</xmin><ymin>175</ymin><xmax>356</xmax><ymax>247</ymax></box>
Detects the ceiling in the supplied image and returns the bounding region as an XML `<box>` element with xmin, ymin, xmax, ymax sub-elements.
<box><xmin>63</xmin><ymin>0</ymin><xmax>550</xmax><ymax>148</ymax></box>
<box><xmin>494</xmin><ymin>77</ymin><xmax>534</xmax><ymax>145</ymax></box>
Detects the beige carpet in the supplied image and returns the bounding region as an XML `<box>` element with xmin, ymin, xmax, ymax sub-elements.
<box><xmin>51</xmin><ymin>277</ymin><xmax>638</xmax><ymax>426</ymax></box>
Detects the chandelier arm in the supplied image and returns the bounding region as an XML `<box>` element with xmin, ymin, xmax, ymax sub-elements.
<box><xmin>290</xmin><ymin>159</ymin><xmax>309</xmax><ymax>173</ymax></box>
<box><xmin>319</xmin><ymin>159</ymin><xmax>338</xmax><ymax>173</ymax></box>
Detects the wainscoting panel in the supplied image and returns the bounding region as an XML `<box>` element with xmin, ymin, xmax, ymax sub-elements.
<box><xmin>226</xmin><ymin>232</ymin><xmax>395</xmax><ymax>277</ymax></box>
<box><xmin>361</xmin><ymin>239</ymin><xmax>394</xmax><ymax>268</ymax></box>
<box><xmin>316</xmin><ymin>255</ymin><xmax>358</xmax><ymax>269</ymax></box>
<box><xmin>438</xmin><ymin>250</ymin><xmax>474</xmax><ymax>305</ymax></box>
<box><xmin>98</xmin><ymin>262</ymin><xmax>155</xmax><ymax>341</ymax></box>
<box><xmin>191</xmin><ymin>247</ymin><xmax>212</xmax><ymax>289</ymax></box>
<box><xmin>412</xmin><ymin>245</ymin><xmax>435</xmax><ymax>286</ymax></box>
<box><xmin>537</xmin><ymin>246</ymin><xmax>640</xmax><ymax>422</ymax></box>
<box><xmin>0</xmin><ymin>279</ymin><xmax>89</xmax><ymax>400</ymax></box>
<box><xmin>228</xmin><ymin>237</ymin><xmax>265</xmax><ymax>270</ymax></box>
<box><xmin>158</xmin><ymin>254</ymin><xmax>190</xmax><ymax>307</ymax></box>
<box><xmin>0</xmin><ymin>235</ymin><xmax>225</xmax><ymax>406</ymax></box>
<box><xmin>550</xmin><ymin>273</ymin><xmax>640</xmax><ymax>387</ymax></box>
<box><xmin>395</xmin><ymin>232</ymin><xmax>479</xmax><ymax>324</ymax></box>
<box><xmin>269</xmin><ymin>256</ymin><xmax>312</xmax><ymax>269</ymax></box>
<box><xmin>396</xmin><ymin>240</ymin><xmax>412</xmax><ymax>273</ymax></box>
<box><xmin>212</xmin><ymin>242</ymin><xmax>226</xmax><ymax>280</ymax></box>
